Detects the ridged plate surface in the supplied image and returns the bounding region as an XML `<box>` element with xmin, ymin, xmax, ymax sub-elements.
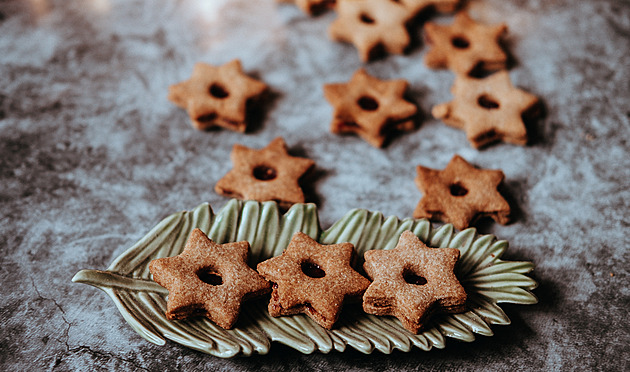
<box><xmin>72</xmin><ymin>200</ymin><xmax>537</xmax><ymax>357</ymax></box>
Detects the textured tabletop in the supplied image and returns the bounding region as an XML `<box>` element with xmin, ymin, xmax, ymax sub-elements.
<box><xmin>1</xmin><ymin>0</ymin><xmax>628</xmax><ymax>370</ymax></box>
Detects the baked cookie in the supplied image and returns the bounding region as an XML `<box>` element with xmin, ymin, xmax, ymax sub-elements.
<box><xmin>432</xmin><ymin>70</ymin><xmax>540</xmax><ymax>148</ymax></box>
<box><xmin>257</xmin><ymin>232</ymin><xmax>371</xmax><ymax>329</ymax></box>
<box><xmin>323</xmin><ymin>68</ymin><xmax>418</xmax><ymax>147</ymax></box>
<box><xmin>423</xmin><ymin>12</ymin><xmax>507</xmax><ymax>76</ymax></box>
<box><xmin>363</xmin><ymin>230</ymin><xmax>466</xmax><ymax>334</ymax></box>
<box><xmin>328</xmin><ymin>0</ymin><xmax>413</xmax><ymax>62</ymax></box>
<box><xmin>215</xmin><ymin>137</ymin><xmax>315</xmax><ymax>209</ymax></box>
<box><xmin>168</xmin><ymin>60</ymin><xmax>267</xmax><ymax>132</ymax></box>
<box><xmin>278</xmin><ymin>0</ymin><xmax>335</xmax><ymax>15</ymax></box>
<box><xmin>414</xmin><ymin>155</ymin><xmax>511</xmax><ymax>230</ymax></box>
<box><xmin>148</xmin><ymin>228</ymin><xmax>271</xmax><ymax>329</ymax></box>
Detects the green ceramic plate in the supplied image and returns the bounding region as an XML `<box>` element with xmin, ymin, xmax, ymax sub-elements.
<box><xmin>72</xmin><ymin>200</ymin><xmax>537</xmax><ymax>357</ymax></box>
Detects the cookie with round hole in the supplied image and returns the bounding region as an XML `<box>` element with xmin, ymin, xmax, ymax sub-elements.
<box><xmin>168</xmin><ymin>59</ymin><xmax>267</xmax><ymax>132</ymax></box>
<box><xmin>148</xmin><ymin>228</ymin><xmax>271</xmax><ymax>329</ymax></box>
<box><xmin>423</xmin><ymin>12</ymin><xmax>507</xmax><ymax>76</ymax></box>
<box><xmin>323</xmin><ymin>68</ymin><xmax>418</xmax><ymax>147</ymax></box>
<box><xmin>257</xmin><ymin>232</ymin><xmax>371</xmax><ymax>329</ymax></box>
<box><xmin>363</xmin><ymin>230</ymin><xmax>466</xmax><ymax>334</ymax></box>
<box><xmin>328</xmin><ymin>0</ymin><xmax>414</xmax><ymax>62</ymax></box>
<box><xmin>214</xmin><ymin>137</ymin><xmax>315</xmax><ymax>209</ymax></box>
<box><xmin>432</xmin><ymin>70</ymin><xmax>540</xmax><ymax>148</ymax></box>
<box><xmin>414</xmin><ymin>154</ymin><xmax>511</xmax><ymax>230</ymax></box>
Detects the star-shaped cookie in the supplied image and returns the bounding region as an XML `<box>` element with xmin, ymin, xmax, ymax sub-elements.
<box><xmin>257</xmin><ymin>232</ymin><xmax>371</xmax><ymax>329</ymax></box>
<box><xmin>414</xmin><ymin>155</ymin><xmax>511</xmax><ymax>230</ymax></box>
<box><xmin>423</xmin><ymin>12</ymin><xmax>507</xmax><ymax>76</ymax></box>
<box><xmin>215</xmin><ymin>137</ymin><xmax>315</xmax><ymax>209</ymax></box>
<box><xmin>363</xmin><ymin>230</ymin><xmax>466</xmax><ymax>334</ymax></box>
<box><xmin>168</xmin><ymin>59</ymin><xmax>267</xmax><ymax>132</ymax></box>
<box><xmin>328</xmin><ymin>0</ymin><xmax>413</xmax><ymax>62</ymax></box>
<box><xmin>432</xmin><ymin>70</ymin><xmax>540</xmax><ymax>148</ymax></box>
<box><xmin>148</xmin><ymin>228</ymin><xmax>271</xmax><ymax>329</ymax></box>
<box><xmin>323</xmin><ymin>68</ymin><xmax>418</xmax><ymax>147</ymax></box>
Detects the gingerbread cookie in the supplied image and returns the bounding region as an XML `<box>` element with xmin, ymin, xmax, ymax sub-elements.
<box><xmin>363</xmin><ymin>230</ymin><xmax>466</xmax><ymax>334</ymax></box>
<box><xmin>432</xmin><ymin>70</ymin><xmax>540</xmax><ymax>148</ymax></box>
<box><xmin>278</xmin><ymin>0</ymin><xmax>335</xmax><ymax>15</ymax></box>
<box><xmin>414</xmin><ymin>155</ymin><xmax>511</xmax><ymax>230</ymax></box>
<box><xmin>257</xmin><ymin>232</ymin><xmax>371</xmax><ymax>329</ymax></box>
<box><xmin>328</xmin><ymin>0</ymin><xmax>413</xmax><ymax>62</ymax></box>
<box><xmin>148</xmin><ymin>228</ymin><xmax>270</xmax><ymax>329</ymax></box>
<box><xmin>215</xmin><ymin>137</ymin><xmax>315</xmax><ymax>209</ymax></box>
<box><xmin>423</xmin><ymin>12</ymin><xmax>507</xmax><ymax>76</ymax></box>
<box><xmin>168</xmin><ymin>60</ymin><xmax>267</xmax><ymax>132</ymax></box>
<box><xmin>323</xmin><ymin>68</ymin><xmax>418</xmax><ymax>147</ymax></box>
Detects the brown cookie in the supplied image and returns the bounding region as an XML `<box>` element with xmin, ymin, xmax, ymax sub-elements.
<box><xmin>432</xmin><ymin>70</ymin><xmax>540</xmax><ymax>148</ymax></box>
<box><xmin>215</xmin><ymin>137</ymin><xmax>315</xmax><ymax>209</ymax></box>
<box><xmin>168</xmin><ymin>59</ymin><xmax>267</xmax><ymax>132</ymax></box>
<box><xmin>148</xmin><ymin>228</ymin><xmax>271</xmax><ymax>329</ymax></box>
<box><xmin>328</xmin><ymin>0</ymin><xmax>413</xmax><ymax>62</ymax></box>
<box><xmin>323</xmin><ymin>68</ymin><xmax>418</xmax><ymax>147</ymax></box>
<box><xmin>363</xmin><ymin>230</ymin><xmax>467</xmax><ymax>334</ymax></box>
<box><xmin>278</xmin><ymin>0</ymin><xmax>336</xmax><ymax>15</ymax></box>
<box><xmin>414</xmin><ymin>155</ymin><xmax>511</xmax><ymax>230</ymax></box>
<box><xmin>257</xmin><ymin>232</ymin><xmax>371</xmax><ymax>329</ymax></box>
<box><xmin>423</xmin><ymin>12</ymin><xmax>507</xmax><ymax>76</ymax></box>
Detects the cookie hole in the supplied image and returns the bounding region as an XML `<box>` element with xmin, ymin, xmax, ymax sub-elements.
<box><xmin>209</xmin><ymin>83</ymin><xmax>229</xmax><ymax>99</ymax></box>
<box><xmin>477</xmin><ymin>94</ymin><xmax>500</xmax><ymax>110</ymax></box>
<box><xmin>359</xmin><ymin>13</ymin><xmax>375</xmax><ymax>24</ymax></box>
<box><xmin>403</xmin><ymin>270</ymin><xmax>427</xmax><ymax>285</ymax></box>
<box><xmin>451</xmin><ymin>36</ymin><xmax>470</xmax><ymax>49</ymax></box>
<box><xmin>301</xmin><ymin>261</ymin><xmax>325</xmax><ymax>278</ymax></box>
<box><xmin>449</xmin><ymin>182</ymin><xmax>468</xmax><ymax>197</ymax></box>
<box><xmin>357</xmin><ymin>96</ymin><xmax>379</xmax><ymax>111</ymax></box>
<box><xmin>197</xmin><ymin>268</ymin><xmax>223</xmax><ymax>286</ymax></box>
<box><xmin>252</xmin><ymin>165</ymin><xmax>277</xmax><ymax>181</ymax></box>
<box><xmin>196</xmin><ymin>113</ymin><xmax>217</xmax><ymax>123</ymax></box>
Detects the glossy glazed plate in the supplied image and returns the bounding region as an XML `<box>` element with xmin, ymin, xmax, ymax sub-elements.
<box><xmin>72</xmin><ymin>200</ymin><xmax>537</xmax><ymax>358</ymax></box>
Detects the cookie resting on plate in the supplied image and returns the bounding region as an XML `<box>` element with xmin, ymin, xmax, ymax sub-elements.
<box><xmin>257</xmin><ymin>232</ymin><xmax>371</xmax><ymax>329</ymax></box>
<box><xmin>148</xmin><ymin>228</ymin><xmax>270</xmax><ymax>329</ymax></box>
<box><xmin>363</xmin><ymin>230</ymin><xmax>466</xmax><ymax>334</ymax></box>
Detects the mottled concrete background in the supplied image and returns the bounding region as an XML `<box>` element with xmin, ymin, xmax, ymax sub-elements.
<box><xmin>1</xmin><ymin>0</ymin><xmax>628</xmax><ymax>370</ymax></box>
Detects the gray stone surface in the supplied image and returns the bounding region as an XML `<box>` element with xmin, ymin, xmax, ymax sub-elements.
<box><xmin>1</xmin><ymin>0</ymin><xmax>629</xmax><ymax>370</ymax></box>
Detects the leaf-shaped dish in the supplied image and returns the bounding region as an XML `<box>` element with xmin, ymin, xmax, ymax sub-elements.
<box><xmin>72</xmin><ymin>200</ymin><xmax>537</xmax><ymax>357</ymax></box>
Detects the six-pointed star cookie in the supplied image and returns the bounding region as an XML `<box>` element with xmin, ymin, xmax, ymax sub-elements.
<box><xmin>168</xmin><ymin>59</ymin><xmax>267</xmax><ymax>132</ymax></box>
<box><xmin>328</xmin><ymin>0</ymin><xmax>413</xmax><ymax>62</ymax></box>
<box><xmin>423</xmin><ymin>12</ymin><xmax>507</xmax><ymax>76</ymax></box>
<box><xmin>215</xmin><ymin>137</ymin><xmax>315</xmax><ymax>209</ymax></box>
<box><xmin>363</xmin><ymin>230</ymin><xmax>466</xmax><ymax>334</ymax></box>
<box><xmin>414</xmin><ymin>155</ymin><xmax>511</xmax><ymax>230</ymax></box>
<box><xmin>257</xmin><ymin>232</ymin><xmax>371</xmax><ymax>329</ymax></box>
<box><xmin>432</xmin><ymin>70</ymin><xmax>540</xmax><ymax>148</ymax></box>
<box><xmin>148</xmin><ymin>228</ymin><xmax>270</xmax><ymax>329</ymax></box>
<box><xmin>323</xmin><ymin>68</ymin><xmax>418</xmax><ymax>147</ymax></box>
